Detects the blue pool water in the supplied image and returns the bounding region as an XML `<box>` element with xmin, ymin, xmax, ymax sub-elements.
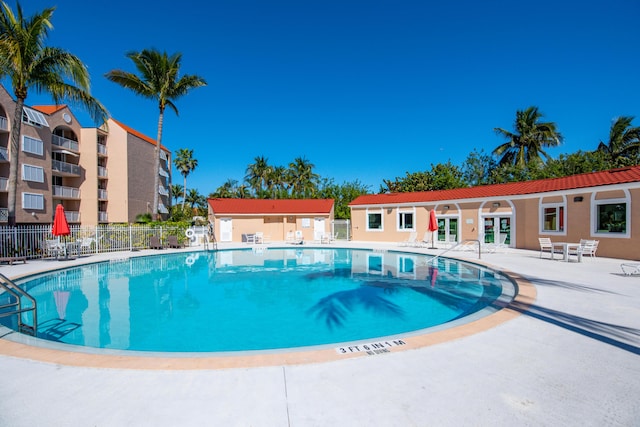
<box><xmin>9</xmin><ymin>248</ymin><xmax>514</xmax><ymax>353</ymax></box>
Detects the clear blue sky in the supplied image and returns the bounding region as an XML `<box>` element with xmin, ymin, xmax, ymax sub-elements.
<box><xmin>15</xmin><ymin>0</ymin><xmax>640</xmax><ymax>195</ymax></box>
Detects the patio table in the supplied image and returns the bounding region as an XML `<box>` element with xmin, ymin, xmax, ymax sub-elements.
<box><xmin>551</xmin><ymin>242</ymin><xmax>582</xmax><ymax>262</ymax></box>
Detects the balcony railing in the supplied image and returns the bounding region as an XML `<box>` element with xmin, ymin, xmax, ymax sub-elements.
<box><xmin>0</xmin><ymin>116</ymin><xmax>7</xmax><ymax>131</ymax></box>
<box><xmin>0</xmin><ymin>208</ymin><xmax>7</xmax><ymax>222</ymax></box>
<box><xmin>97</xmin><ymin>144</ymin><xmax>107</xmax><ymax>155</ymax></box>
<box><xmin>65</xmin><ymin>211</ymin><xmax>80</xmax><ymax>223</ymax></box>
<box><xmin>0</xmin><ymin>177</ymin><xmax>7</xmax><ymax>191</ymax></box>
<box><xmin>158</xmin><ymin>167</ymin><xmax>169</xmax><ymax>178</ymax></box>
<box><xmin>98</xmin><ymin>189</ymin><xmax>108</xmax><ymax>200</ymax></box>
<box><xmin>0</xmin><ymin>147</ymin><xmax>8</xmax><ymax>161</ymax></box>
<box><xmin>52</xmin><ymin>134</ymin><xmax>79</xmax><ymax>152</ymax></box>
<box><xmin>158</xmin><ymin>186</ymin><xmax>169</xmax><ymax>196</ymax></box>
<box><xmin>98</xmin><ymin>166</ymin><xmax>108</xmax><ymax>178</ymax></box>
<box><xmin>98</xmin><ymin>211</ymin><xmax>108</xmax><ymax>222</ymax></box>
<box><xmin>53</xmin><ymin>185</ymin><xmax>80</xmax><ymax>199</ymax></box>
<box><xmin>158</xmin><ymin>203</ymin><xmax>168</xmax><ymax>214</ymax></box>
<box><xmin>52</xmin><ymin>159</ymin><xmax>80</xmax><ymax>176</ymax></box>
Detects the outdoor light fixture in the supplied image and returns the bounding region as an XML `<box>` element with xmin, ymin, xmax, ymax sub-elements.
<box><xmin>492</xmin><ymin>202</ymin><xmax>500</xmax><ymax>207</ymax></box>
<box><xmin>443</xmin><ymin>205</ymin><xmax>450</xmax><ymax>210</ymax></box>
<box><xmin>574</xmin><ymin>196</ymin><xmax>584</xmax><ymax>202</ymax></box>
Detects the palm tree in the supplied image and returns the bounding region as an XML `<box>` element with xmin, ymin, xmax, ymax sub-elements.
<box><xmin>493</xmin><ymin>106</ymin><xmax>563</xmax><ymax>168</ymax></box>
<box><xmin>597</xmin><ymin>116</ymin><xmax>640</xmax><ymax>165</ymax></box>
<box><xmin>185</xmin><ymin>188</ymin><xmax>205</xmax><ymax>214</ymax></box>
<box><xmin>105</xmin><ymin>49</ymin><xmax>206</xmax><ymax>220</ymax></box>
<box><xmin>173</xmin><ymin>148</ymin><xmax>198</xmax><ymax>209</ymax></box>
<box><xmin>289</xmin><ymin>156</ymin><xmax>319</xmax><ymax>198</ymax></box>
<box><xmin>245</xmin><ymin>156</ymin><xmax>271</xmax><ymax>198</ymax></box>
<box><xmin>170</xmin><ymin>183</ymin><xmax>183</xmax><ymax>205</ymax></box>
<box><xmin>0</xmin><ymin>2</ymin><xmax>107</xmax><ymax>225</ymax></box>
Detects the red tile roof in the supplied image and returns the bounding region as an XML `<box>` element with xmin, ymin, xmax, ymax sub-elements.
<box><xmin>111</xmin><ymin>118</ymin><xmax>170</xmax><ymax>152</ymax></box>
<box><xmin>33</xmin><ymin>105</ymin><xmax>67</xmax><ymax>114</ymax></box>
<box><xmin>208</xmin><ymin>198</ymin><xmax>334</xmax><ymax>215</ymax></box>
<box><xmin>350</xmin><ymin>166</ymin><xmax>640</xmax><ymax>206</ymax></box>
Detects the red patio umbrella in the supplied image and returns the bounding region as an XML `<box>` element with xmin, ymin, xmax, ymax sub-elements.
<box><xmin>428</xmin><ymin>209</ymin><xmax>438</xmax><ymax>249</ymax></box>
<box><xmin>52</xmin><ymin>204</ymin><xmax>71</xmax><ymax>258</ymax></box>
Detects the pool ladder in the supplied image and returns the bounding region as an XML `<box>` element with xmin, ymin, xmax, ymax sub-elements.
<box><xmin>0</xmin><ymin>273</ymin><xmax>38</xmax><ymax>336</ymax></box>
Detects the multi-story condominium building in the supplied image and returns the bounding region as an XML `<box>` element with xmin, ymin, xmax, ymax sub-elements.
<box><xmin>0</xmin><ymin>83</ymin><xmax>171</xmax><ymax>225</ymax></box>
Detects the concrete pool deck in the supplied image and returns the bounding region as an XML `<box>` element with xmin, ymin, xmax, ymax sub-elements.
<box><xmin>1</xmin><ymin>243</ymin><xmax>639</xmax><ymax>426</ymax></box>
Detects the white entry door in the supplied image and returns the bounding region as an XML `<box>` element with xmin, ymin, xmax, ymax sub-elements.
<box><xmin>220</xmin><ymin>218</ymin><xmax>233</xmax><ymax>242</ymax></box>
<box><xmin>314</xmin><ymin>217</ymin><xmax>325</xmax><ymax>241</ymax></box>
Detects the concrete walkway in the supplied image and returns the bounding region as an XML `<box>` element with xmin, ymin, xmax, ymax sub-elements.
<box><xmin>1</xmin><ymin>244</ymin><xmax>639</xmax><ymax>426</ymax></box>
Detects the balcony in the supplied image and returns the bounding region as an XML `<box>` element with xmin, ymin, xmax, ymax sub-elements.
<box><xmin>98</xmin><ymin>189</ymin><xmax>108</xmax><ymax>200</ymax></box>
<box><xmin>0</xmin><ymin>177</ymin><xmax>6</xmax><ymax>191</ymax></box>
<box><xmin>158</xmin><ymin>203</ymin><xmax>168</xmax><ymax>214</ymax></box>
<box><xmin>97</xmin><ymin>143</ymin><xmax>107</xmax><ymax>156</ymax></box>
<box><xmin>98</xmin><ymin>166</ymin><xmax>108</xmax><ymax>178</ymax></box>
<box><xmin>0</xmin><ymin>147</ymin><xmax>8</xmax><ymax>162</ymax></box>
<box><xmin>0</xmin><ymin>208</ymin><xmax>7</xmax><ymax>222</ymax></box>
<box><xmin>65</xmin><ymin>211</ymin><xmax>80</xmax><ymax>223</ymax></box>
<box><xmin>52</xmin><ymin>160</ymin><xmax>81</xmax><ymax>176</ymax></box>
<box><xmin>158</xmin><ymin>167</ymin><xmax>169</xmax><ymax>178</ymax></box>
<box><xmin>158</xmin><ymin>185</ymin><xmax>169</xmax><ymax>196</ymax></box>
<box><xmin>52</xmin><ymin>134</ymin><xmax>79</xmax><ymax>152</ymax></box>
<box><xmin>0</xmin><ymin>116</ymin><xmax>7</xmax><ymax>132</ymax></box>
<box><xmin>98</xmin><ymin>211</ymin><xmax>108</xmax><ymax>222</ymax></box>
<box><xmin>53</xmin><ymin>185</ymin><xmax>80</xmax><ymax>199</ymax></box>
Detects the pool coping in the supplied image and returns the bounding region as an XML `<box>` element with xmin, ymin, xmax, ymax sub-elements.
<box><xmin>0</xmin><ymin>246</ymin><xmax>536</xmax><ymax>370</ymax></box>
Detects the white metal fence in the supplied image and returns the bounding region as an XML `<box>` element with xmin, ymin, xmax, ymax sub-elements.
<box><xmin>0</xmin><ymin>224</ymin><xmax>191</xmax><ymax>259</ymax></box>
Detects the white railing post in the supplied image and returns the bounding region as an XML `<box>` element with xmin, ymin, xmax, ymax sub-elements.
<box><xmin>129</xmin><ymin>224</ymin><xmax>133</xmax><ymax>251</ymax></box>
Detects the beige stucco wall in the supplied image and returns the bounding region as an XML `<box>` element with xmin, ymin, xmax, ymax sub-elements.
<box><xmin>79</xmin><ymin>127</ymin><xmax>99</xmax><ymax>226</ymax></box>
<box><xmin>209</xmin><ymin>209</ymin><xmax>335</xmax><ymax>243</ymax></box>
<box><xmin>106</xmin><ymin>122</ymin><xmax>130</xmax><ymax>223</ymax></box>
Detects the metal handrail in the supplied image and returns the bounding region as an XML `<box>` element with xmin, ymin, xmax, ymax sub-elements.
<box><xmin>0</xmin><ymin>272</ymin><xmax>37</xmax><ymax>336</ymax></box>
<box><xmin>426</xmin><ymin>239</ymin><xmax>482</xmax><ymax>264</ymax></box>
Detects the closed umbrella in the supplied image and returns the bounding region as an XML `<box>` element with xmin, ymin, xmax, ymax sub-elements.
<box><xmin>428</xmin><ymin>209</ymin><xmax>438</xmax><ymax>249</ymax></box>
<box><xmin>52</xmin><ymin>204</ymin><xmax>71</xmax><ymax>259</ymax></box>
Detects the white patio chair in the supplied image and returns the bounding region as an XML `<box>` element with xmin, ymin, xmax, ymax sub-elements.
<box><xmin>44</xmin><ymin>238</ymin><xmax>64</xmax><ymax>258</ymax></box>
<box><xmin>538</xmin><ymin>237</ymin><xmax>553</xmax><ymax>258</ymax></box>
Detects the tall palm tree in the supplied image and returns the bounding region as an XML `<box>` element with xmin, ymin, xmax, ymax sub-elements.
<box><xmin>0</xmin><ymin>2</ymin><xmax>107</xmax><ymax>225</ymax></box>
<box><xmin>493</xmin><ymin>106</ymin><xmax>563</xmax><ymax>168</ymax></box>
<box><xmin>173</xmin><ymin>148</ymin><xmax>198</xmax><ymax>209</ymax></box>
<box><xmin>105</xmin><ymin>49</ymin><xmax>206</xmax><ymax>220</ymax></box>
<box><xmin>245</xmin><ymin>156</ymin><xmax>271</xmax><ymax>198</ymax></box>
<box><xmin>597</xmin><ymin>116</ymin><xmax>640</xmax><ymax>165</ymax></box>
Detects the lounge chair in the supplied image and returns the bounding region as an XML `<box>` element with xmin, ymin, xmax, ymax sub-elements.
<box><xmin>0</xmin><ymin>256</ymin><xmax>27</xmax><ymax>265</ymax></box>
<box><xmin>417</xmin><ymin>231</ymin><xmax>432</xmax><ymax>248</ymax></box>
<box><xmin>578</xmin><ymin>239</ymin><xmax>598</xmax><ymax>258</ymax></box>
<box><xmin>167</xmin><ymin>235</ymin><xmax>183</xmax><ymax>248</ymax></box>
<box><xmin>538</xmin><ymin>237</ymin><xmax>553</xmax><ymax>259</ymax></box>
<box><xmin>399</xmin><ymin>232</ymin><xmax>417</xmax><ymax>247</ymax></box>
<box><xmin>621</xmin><ymin>263</ymin><xmax>640</xmax><ymax>275</ymax></box>
<box><xmin>149</xmin><ymin>236</ymin><xmax>165</xmax><ymax>249</ymax></box>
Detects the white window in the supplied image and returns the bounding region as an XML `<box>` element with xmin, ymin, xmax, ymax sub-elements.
<box><xmin>22</xmin><ymin>107</ymin><xmax>49</xmax><ymax>127</ymax></box>
<box><xmin>540</xmin><ymin>202</ymin><xmax>565</xmax><ymax>234</ymax></box>
<box><xmin>398</xmin><ymin>209</ymin><xmax>415</xmax><ymax>231</ymax></box>
<box><xmin>22</xmin><ymin>135</ymin><xmax>44</xmax><ymax>156</ymax></box>
<box><xmin>366</xmin><ymin>208</ymin><xmax>383</xmax><ymax>231</ymax></box>
<box><xmin>22</xmin><ymin>192</ymin><xmax>44</xmax><ymax>210</ymax></box>
<box><xmin>593</xmin><ymin>197</ymin><xmax>630</xmax><ymax>238</ymax></box>
<box><xmin>22</xmin><ymin>164</ymin><xmax>44</xmax><ymax>183</ymax></box>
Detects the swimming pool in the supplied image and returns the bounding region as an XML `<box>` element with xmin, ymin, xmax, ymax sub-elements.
<box><xmin>8</xmin><ymin>248</ymin><xmax>515</xmax><ymax>353</ymax></box>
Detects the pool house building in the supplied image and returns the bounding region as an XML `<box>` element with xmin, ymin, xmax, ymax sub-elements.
<box><xmin>207</xmin><ymin>198</ymin><xmax>335</xmax><ymax>243</ymax></box>
<box><xmin>349</xmin><ymin>166</ymin><xmax>640</xmax><ymax>261</ymax></box>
